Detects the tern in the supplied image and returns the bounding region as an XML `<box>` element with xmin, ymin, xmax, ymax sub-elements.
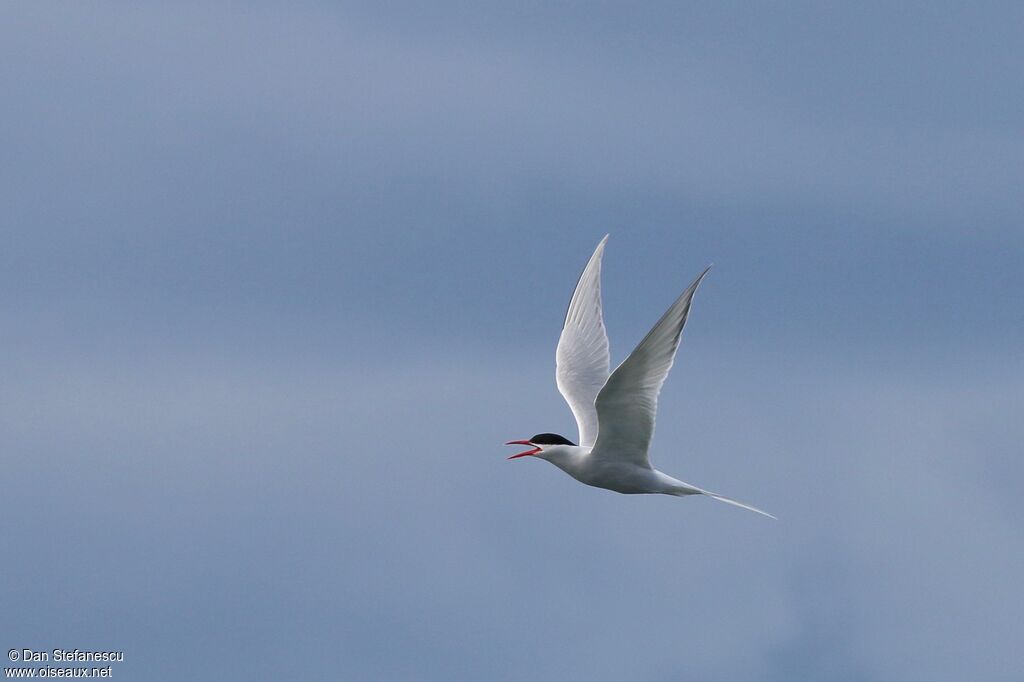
<box><xmin>506</xmin><ymin>236</ymin><xmax>774</xmax><ymax>518</ymax></box>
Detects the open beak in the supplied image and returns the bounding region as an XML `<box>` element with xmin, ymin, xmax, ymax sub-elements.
<box><xmin>505</xmin><ymin>440</ymin><xmax>541</xmax><ymax>459</ymax></box>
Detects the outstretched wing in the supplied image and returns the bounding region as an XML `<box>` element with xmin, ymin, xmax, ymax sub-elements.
<box><xmin>590</xmin><ymin>266</ymin><xmax>711</xmax><ymax>467</ymax></box>
<box><xmin>555</xmin><ymin>235</ymin><xmax>611</xmax><ymax>448</ymax></box>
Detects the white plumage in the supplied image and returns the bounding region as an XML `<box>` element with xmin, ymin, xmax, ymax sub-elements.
<box><xmin>508</xmin><ymin>235</ymin><xmax>774</xmax><ymax>519</ymax></box>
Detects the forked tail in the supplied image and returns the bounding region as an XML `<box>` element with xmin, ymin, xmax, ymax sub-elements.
<box><xmin>671</xmin><ymin>484</ymin><xmax>776</xmax><ymax>519</ymax></box>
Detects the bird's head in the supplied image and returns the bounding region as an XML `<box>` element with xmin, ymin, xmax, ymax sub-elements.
<box><xmin>505</xmin><ymin>433</ymin><xmax>577</xmax><ymax>460</ymax></box>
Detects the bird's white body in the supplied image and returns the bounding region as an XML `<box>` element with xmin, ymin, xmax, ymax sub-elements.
<box><xmin>529</xmin><ymin>445</ymin><xmax>692</xmax><ymax>495</ymax></box>
<box><xmin>508</xmin><ymin>235</ymin><xmax>774</xmax><ymax>519</ymax></box>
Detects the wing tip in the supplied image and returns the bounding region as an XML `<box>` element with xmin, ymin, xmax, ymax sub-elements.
<box><xmin>562</xmin><ymin>235</ymin><xmax>611</xmax><ymax>328</ymax></box>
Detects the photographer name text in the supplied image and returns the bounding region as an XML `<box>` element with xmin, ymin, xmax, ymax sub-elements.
<box><xmin>9</xmin><ymin>650</ymin><xmax>123</xmax><ymax>663</ymax></box>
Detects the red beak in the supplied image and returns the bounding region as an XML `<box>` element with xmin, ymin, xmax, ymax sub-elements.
<box><xmin>505</xmin><ymin>440</ymin><xmax>541</xmax><ymax>459</ymax></box>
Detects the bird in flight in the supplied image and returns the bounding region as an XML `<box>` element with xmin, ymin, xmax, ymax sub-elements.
<box><xmin>506</xmin><ymin>236</ymin><xmax>774</xmax><ymax>518</ymax></box>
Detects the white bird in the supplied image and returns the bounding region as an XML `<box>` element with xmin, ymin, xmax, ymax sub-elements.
<box><xmin>506</xmin><ymin>235</ymin><xmax>774</xmax><ymax>519</ymax></box>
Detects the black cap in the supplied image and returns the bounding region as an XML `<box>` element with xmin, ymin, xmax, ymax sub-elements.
<box><xmin>530</xmin><ymin>433</ymin><xmax>576</xmax><ymax>446</ymax></box>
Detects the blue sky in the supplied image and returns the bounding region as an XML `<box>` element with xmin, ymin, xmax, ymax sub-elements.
<box><xmin>2</xmin><ymin>3</ymin><xmax>1022</xmax><ymax>680</ymax></box>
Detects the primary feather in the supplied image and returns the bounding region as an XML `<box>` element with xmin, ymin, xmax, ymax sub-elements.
<box><xmin>555</xmin><ymin>235</ymin><xmax>610</xmax><ymax>448</ymax></box>
<box><xmin>590</xmin><ymin>266</ymin><xmax>710</xmax><ymax>467</ymax></box>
